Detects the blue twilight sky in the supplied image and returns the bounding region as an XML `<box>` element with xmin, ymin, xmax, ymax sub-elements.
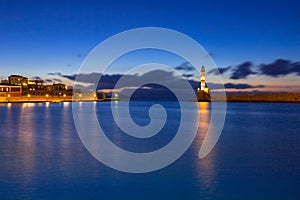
<box><xmin>0</xmin><ymin>0</ymin><xmax>300</xmax><ymax>92</ymax></box>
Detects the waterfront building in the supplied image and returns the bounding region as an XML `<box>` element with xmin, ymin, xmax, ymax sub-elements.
<box><xmin>22</xmin><ymin>82</ymin><xmax>73</xmax><ymax>97</ymax></box>
<box><xmin>1</xmin><ymin>74</ymin><xmax>109</xmax><ymax>102</ymax></box>
<box><xmin>0</xmin><ymin>84</ymin><xmax>22</xmax><ymax>100</ymax></box>
<box><xmin>5</xmin><ymin>75</ymin><xmax>74</xmax><ymax>97</ymax></box>
<box><xmin>8</xmin><ymin>75</ymin><xmax>28</xmax><ymax>86</ymax></box>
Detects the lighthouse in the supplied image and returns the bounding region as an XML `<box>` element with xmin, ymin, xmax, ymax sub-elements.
<box><xmin>197</xmin><ymin>66</ymin><xmax>210</xmax><ymax>101</ymax></box>
<box><xmin>198</xmin><ymin>66</ymin><xmax>209</xmax><ymax>93</ymax></box>
<box><xmin>200</xmin><ymin>66</ymin><xmax>206</xmax><ymax>91</ymax></box>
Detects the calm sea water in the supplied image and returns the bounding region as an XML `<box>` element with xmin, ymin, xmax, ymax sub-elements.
<box><xmin>0</xmin><ymin>101</ymin><xmax>300</xmax><ymax>199</ymax></box>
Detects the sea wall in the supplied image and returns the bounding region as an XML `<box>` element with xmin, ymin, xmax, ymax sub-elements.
<box><xmin>211</xmin><ymin>93</ymin><xmax>300</xmax><ymax>103</ymax></box>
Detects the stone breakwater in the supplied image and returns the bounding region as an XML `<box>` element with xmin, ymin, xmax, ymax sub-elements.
<box><xmin>212</xmin><ymin>93</ymin><xmax>300</xmax><ymax>103</ymax></box>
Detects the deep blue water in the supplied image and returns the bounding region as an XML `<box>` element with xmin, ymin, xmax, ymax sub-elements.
<box><xmin>0</xmin><ymin>102</ymin><xmax>300</xmax><ymax>199</ymax></box>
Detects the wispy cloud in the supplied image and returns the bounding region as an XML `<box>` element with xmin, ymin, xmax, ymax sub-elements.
<box><xmin>207</xmin><ymin>66</ymin><xmax>231</xmax><ymax>75</ymax></box>
<box><xmin>76</xmin><ymin>53</ymin><xmax>86</xmax><ymax>58</ymax></box>
<box><xmin>31</xmin><ymin>76</ymin><xmax>42</xmax><ymax>80</ymax></box>
<box><xmin>259</xmin><ymin>59</ymin><xmax>300</xmax><ymax>77</ymax></box>
<box><xmin>230</xmin><ymin>61</ymin><xmax>256</xmax><ymax>79</ymax></box>
<box><xmin>209</xmin><ymin>59</ymin><xmax>300</xmax><ymax>80</ymax></box>
<box><xmin>182</xmin><ymin>74</ymin><xmax>194</xmax><ymax>78</ymax></box>
<box><xmin>224</xmin><ymin>83</ymin><xmax>265</xmax><ymax>89</ymax></box>
<box><xmin>206</xmin><ymin>82</ymin><xmax>265</xmax><ymax>90</ymax></box>
<box><xmin>47</xmin><ymin>72</ymin><xmax>62</xmax><ymax>76</ymax></box>
<box><xmin>52</xmin><ymin>78</ymin><xmax>62</xmax><ymax>83</ymax></box>
<box><xmin>174</xmin><ymin>62</ymin><xmax>195</xmax><ymax>72</ymax></box>
<box><xmin>45</xmin><ymin>79</ymin><xmax>52</xmax><ymax>83</ymax></box>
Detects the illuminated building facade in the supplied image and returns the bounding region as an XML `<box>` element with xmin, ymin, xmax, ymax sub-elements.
<box><xmin>8</xmin><ymin>75</ymin><xmax>28</xmax><ymax>86</ymax></box>
<box><xmin>0</xmin><ymin>85</ymin><xmax>22</xmax><ymax>99</ymax></box>
<box><xmin>4</xmin><ymin>75</ymin><xmax>73</xmax><ymax>97</ymax></box>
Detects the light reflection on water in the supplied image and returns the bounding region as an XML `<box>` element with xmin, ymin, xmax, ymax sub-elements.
<box><xmin>17</xmin><ymin>103</ymin><xmax>35</xmax><ymax>181</ymax></box>
<box><xmin>196</xmin><ymin>102</ymin><xmax>217</xmax><ymax>192</ymax></box>
<box><xmin>0</xmin><ymin>102</ymin><xmax>300</xmax><ymax>199</ymax></box>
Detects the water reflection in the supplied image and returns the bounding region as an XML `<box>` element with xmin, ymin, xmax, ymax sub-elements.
<box><xmin>14</xmin><ymin>103</ymin><xmax>36</xmax><ymax>185</ymax></box>
<box><xmin>63</xmin><ymin>102</ymin><xmax>70</xmax><ymax>108</ymax></box>
<box><xmin>45</xmin><ymin>102</ymin><xmax>50</xmax><ymax>108</ymax></box>
<box><xmin>1</xmin><ymin>102</ymin><xmax>300</xmax><ymax>199</ymax></box>
<box><xmin>22</xmin><ymin>102</ymin><xmax>35</xmax><ymax>108</ymax></box>
<box><xmin>5</xmin><ymin>103</ymin><xmax>78</xmax><ymax>188</ymax></box>
<box><xmin>59</xmin><ymin>101</ymin><xmax>73</xmax><ymax>164</ymax></box>
<box><xmin>196</xmin><ymin>102</ymin><xmax>217</xmax><ymax>192</ymax></box>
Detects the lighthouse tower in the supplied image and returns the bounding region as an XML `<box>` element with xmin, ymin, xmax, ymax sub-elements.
<box><xmin>197</xmin><ymin>66</ymin><xmax>210</xmax><ymax>102</ymax></box>
<box><xmin>200</xmin><ymin>66</ymin><xmax>206</xmax><ymax>91</ymax></box>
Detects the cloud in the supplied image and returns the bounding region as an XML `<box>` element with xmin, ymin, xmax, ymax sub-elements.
<box><xmin>207</xmin><ymin>66</ymin><xmax>231</xmax><ymax>75</ymax></box>
<box><xmin>45</xmin><ymin>79</ymin><xmax>52</xmax><ymax>83</ymax></box>
<box><xmin>57</xmin><ymin>70</ymin><xmax>199</xmax><ymax>100</ymax></box>
<box><xmin>259</xmin><ymin>59</ymin><xmax>300</xmax><ymax>77</ymax></box>
<box><xmin>61</xmin><ymin>74</ymin><xmax>77</xmax><ymax>81</ymax></box>
<box><xmin>46</xmin><ymin>69</ymin><xmax>269</xmax><ymax>97</ymax></box>
<box><xmin>47</xmin><ymin>72</ymin><xmax>62</xmax><ymax>76</ymax></box>
<box><xmin>74</xmin><ymin>84</ymin><xmax>95</xmax><ymax>92</ymax></box>
<box><xmin>64</xmin><ymin>72</ymin><xmax>105</xmax><ymax>83</ymax></box>
<box><xmin>182</xmin><ymin>74</ymin><xmax>194</xmax><ymax>78</ymax></box>
<box><xmin>292</xmin><ymin>62</ymin><xmax>300</xmax><ymax>75</ymax></box>
<box><xmin>76</xmin><ymin>53</ymin><xmax>86</xmax><ymax>58</ymax></box>
<box><xmin>52</xmin><ymin>78</ymin><xmax>62</xmax><ymax>83</ymax></box>
<box><xmin>205</xmin><ymin>82</ymin><xmax>265</xmax><ymax>90</ymax></box>
<box><xmin>224</xmin><ymin>83</ymin><xmax>265</xmax><ymax>89</ymax></box>
<box><xmin>230</xmin><ymin>61</ymin><xmax>256</xmax><ymax>79</ymax></box>
<box><xmin>206</xmin><ymin>59</ymin><xmax>300</xmax><ymax>79</ymax></box>
<box><xmin>174</xmin><ymin>62</ymin><xmax>195</xmax><ymax>72</ymax></box>
<box><xmin>48</xmin><ymin>72</ymin><xmax>101</xmax><ymax>83</ymax></box>
<box><xmin>31</xmin><ymin>76</ymin><xmax>42</xmax><ymax>80</ymax></box>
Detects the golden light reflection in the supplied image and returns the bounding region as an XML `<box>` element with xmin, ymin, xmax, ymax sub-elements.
<box><xmin>17</xmin><ymin>102</ymin><xmax>35</xmax><ymax>184</ymax></box>
<box><xmin>22</xmin><ymin>102</ymin><xmax>35</xmax><ymax>108</ymax></box>
<box><xmin>196</xmin><ymin>102</ymin><xmax>217</xmax><ymax>189</ymax></box>
<box><xmin>198</xmin><ymin>102</ymin><xmax>210</xmax><ymax>133</ymax></box>
<box><xmin>7</xmin><ymin>103</ymin><xmax>12</xmax><ymax>108</ymax></box>
<box><xmin>63</xmin><ymin>102</ymin><xmax>70</xmax><ymax>108</ymax></box>
<box><xmin>113</xmin><ymin>100</ymin><xmax>118</xmax><ymax>109</ymax></box>
<box><xmin>58</xmin><ymin>100</ymin><xmax>73</xmax><ymax>164</ymax></box>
